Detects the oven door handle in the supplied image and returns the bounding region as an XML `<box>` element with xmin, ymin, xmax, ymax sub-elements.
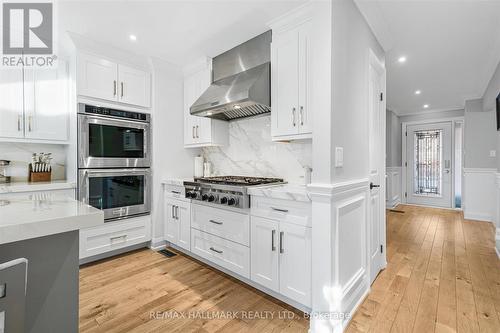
<box><xmin>81</xmin><ymin>114</ymin><xmax>149</xmax><ymax>127</ymax></box>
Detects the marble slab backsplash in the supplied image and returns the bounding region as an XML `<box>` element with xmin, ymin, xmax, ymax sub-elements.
<box><xmin>0</xmin><ymin>143</ymin><xmax>66</xmax><ymax>181</ymax></box>
<box><xmin>202</xmin><ymin>115</ymin><xmax>312</xmax><ymax>184</ymax></box>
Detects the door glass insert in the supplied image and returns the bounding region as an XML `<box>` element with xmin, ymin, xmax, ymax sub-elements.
<box><xmin>414</xmin><ymin>129</ymin><xmax>442</xmax><ymax>196</ymax></box>
<box><xmin>88</xmin><ymin>175</ymin><xmax>145</xmax><ymax>210</ymax></box>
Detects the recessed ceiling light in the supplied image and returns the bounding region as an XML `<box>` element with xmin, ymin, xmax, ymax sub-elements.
<box><xmin>423</xmin><ymin>104</ymin><xmax>429</xmax><ymax>109</ymax></box>
<box><xmin>415</xmin><ymin>90</ymin><xmax>421</xmax><ymax>95</ymax></box>
<box><xmin>398</xmin><ymin>56</ymin><xmax>407</xmax><ymax>63</ymax></box>
<box><xmin>129</xmin><ymin>34</ymin><xmax>137</xmax><ymax>41</ymax></box>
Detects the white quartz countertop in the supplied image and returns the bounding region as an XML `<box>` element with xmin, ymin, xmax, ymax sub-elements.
<box><xmin>0</xmin><ymin>180</ymin><xmax>76</xmax><ymax>194</ymax></box>
<box><xmin>247</xmin><ymin>184</ymin><xmax>311</xmax><ymax>202</ymax></box>
<box><xmin>162</xmin><ymin>178</ymin><xmax>192</xmax><ymax>186</ymax></box>
<box><xmin>0</xmin><ymin>194</ymin><xmax>104</xmax><ymax>245</ymax></box>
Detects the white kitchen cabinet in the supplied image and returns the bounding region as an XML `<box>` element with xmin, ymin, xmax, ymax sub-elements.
<box><xmin>250</xmin><ymin>216</ymin><xmax>280</xmax><ymax>292</ymax></box>
<box><xmin>250</xmin><ymin>215</ymin><xmax>312</xmax><ymax>307</ymax></box>
<box><xmin>0</xmin><ymin>63</ymin><xmax>68</xmax><ymax>142</ymax></box>
<box><xmin>278</xmin><ymin>221</ymin><xmax>312</xmax><ymax>306</ymax></box>
<box><xmin>164</xmin><ymin>197</ymin><xmax>191</xmax><ymax>251</ymax></box>
<box><xmin>24</xmin><ymin>64</ymin><xmax>68</xmax><ymax>141</ymax></box>
<box><xmin>183</xmin><ymin>61</ymin><xmax>228</xmax><ymax>147</ymax></box>
<box><xmin>0</xmin><ymin>69</ymin><xmax>24</xmax><ymax>138</ymax></box>
<box><xmin>118</xmin><ymin>64</ymin><xmax>151</xmax><ymax>107</ymax></box>
<box><xmin>271</xmin><ymin>18</ymin><xmax>313</xmax><ymax>140</ymax></box>
<box><xmin>77</xmin><ymin>52</ymin><xmax>151</xmax><ymax>108</ymax></box>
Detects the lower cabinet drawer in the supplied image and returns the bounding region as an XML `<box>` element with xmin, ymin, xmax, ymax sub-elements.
<box><xmin>79</xmin><ymin>216</ymin><xmax>151</xmax><ymax>259</ymax></box>
<box><xmin>191</xmin><ymin>228</ymin><xmax>250</xmax><ymax>278</ymax></box>
<box><xmin>191</xmin><ymin>203</ymin><xmax>249</xmax><ymax>246</ymax></box>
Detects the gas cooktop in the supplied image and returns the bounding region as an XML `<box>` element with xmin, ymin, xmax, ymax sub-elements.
<box><xmin>194</xmin><ymin>176</ymin><xmax>284</xmax><ymax>186</ymax></box>
<box><xmin>184</xmin><ymin>176</ymin><xmax>285</xmax><ymax>209</ymax></box>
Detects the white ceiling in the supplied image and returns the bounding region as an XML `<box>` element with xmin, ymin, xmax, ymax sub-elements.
<box><xmin>357</xmin><ymin>0</ymin><xmax>500</xmax><ymax>115</ymax></box>
<box><xmin>58</xmin><ymin>0</ymin><xmax>305</xmax><ymax>67</ymax></box>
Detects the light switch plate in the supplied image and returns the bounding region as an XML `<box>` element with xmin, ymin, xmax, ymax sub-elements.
<box><xmin>490</xmin><ymin>150</ymin><xmax>496</xmax><ymax>157</ymax></box>
<box><xmin>335</xmin><ymin>147</ymin><xmax>344</xmax><ymax>168</ymax></box>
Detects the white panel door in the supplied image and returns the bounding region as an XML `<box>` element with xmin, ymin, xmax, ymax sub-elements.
<box><xmin>164</xmin><ymin>199</ymin><xmax>178</xmax><ymax>244</ymax></box>
<box><xmin>77</xmin><ymin>53</ymin><xmax>118</xmax><ymax>101</ymax></box>
<box><xmin>279</xmin><ymin>222</ymin><xmax>311</xmax><ymax>307</ymax></box>
<box><xmin>176</xmin><ymin>201</ymin><xmax>191</xmax><ymax>251</ymax></box>
<box><xmin>368</xmin><ymin>51</ymin><xmax>386</xmax><ymax>284</ymax></box>
<box><xmin>0</xmin><ymin>69</ymin><xmax>24</xmax><ymax>138</ymax></box>
<box><xmin>250</xmin><ymin>216</ymin><xmax>279</xmax><ymax>292</ymax></box>
<box><xmin>298</xmin><ymin>21</ymin><xmax>313</xmax><ymax>135</ymax></box>
<box><xmin>24</xmin><ymin>63</ymin><xmax>68</xmax><ymax>141</ymax></box>
<box><xmin>406</xmin><ymin>122</ymin><xmax>453</xmax><ymax>208</ymax></box>
<box><xmin>271</xmin><ymin>28</ymin><xmax>299</xmax><ymax>137</ymax></box>
<box><xmin>118</xmin><ymin>64</ymin><xmax>151</xmax><ymax>107</ymax></box>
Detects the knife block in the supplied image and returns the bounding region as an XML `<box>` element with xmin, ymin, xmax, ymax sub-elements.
<box><xmin>28</xmin><ymin>165</ymin><xmax>51</xmax><ymax>182</ymax></box>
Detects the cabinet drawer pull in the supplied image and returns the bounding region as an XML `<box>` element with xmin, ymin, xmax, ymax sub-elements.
<box><xmin>113</xmin><ymin>80</ymin><xmax>117</xmax><ymax>96</ymax></box>
<box><xmin>271</xmin><ymin>207</ymin><xmax>289</xmax><ymax>213</ymax></box>
<box><xmin>175</xmin><ymin>206</ymin><xmax>179</xmax><ymax>220</ymax></box>
<box><xmin>110</xmin><ymin>235</ymin><xmax>127</xmax><ymax>243</ymax></box>
<box><xmin>300</xmin><ymin>106</ymin><xmax>304</xmax><ymax>126</ymax></box>
<box><xmin>292</xmin><ymin>107</ymin><xmax>296</xmax><ymax>127</ymax></box>
<box><xmin>17</xmin><ymin>115</ymin><xmax>22</xmax><ymax>131</ymax></box>
<box><xmin>121</xmin><ymin>82</ymin><xmax>124</xmax><ymax>98</ymax></box>
<box><xmin>196</xmin><ymin>125</ymin><xmax>199</xmax><ymax>138</ymax></box>
<box><xmin>209</xmin><ymin>247</ymin><xmax>223</xmax><ymax>254</ymax></box>
<box><xmin>28</xmin><ymin>116</ymin><xmax>33</xmax><ymax>132</ymax></box>
<box><xmin>171</xmin><ymin>191</ymin><xmax>181</xmax><ymax>195</ymax></box>
<box><xmin>171</xmin><ymin>205</ymin><xmax>175</xmax><ymax>218</ymax></box>
<box><xmin>272</xmin><ymin>229</ymin><xmax>276</xmax><ymax>251</ymax></box>
<box><xmin>192</xmin><ymin>126</ymin><xmax>195</xmax><ymax>139</ymax></box>
<box><xmin>209</xmin><ymin>219</ymin><xmax>223</xmax><ymax>225</ymax></box>
<box><xmin>279</xmin><ymin>231</ymin><xmax>284</xmax><ymax>253</ymax></box>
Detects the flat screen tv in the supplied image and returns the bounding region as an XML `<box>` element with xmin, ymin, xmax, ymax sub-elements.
<box><xmin>497</xmin><ymin>92</ymin><xmax>500</xmax><ymax>130</ymax></box>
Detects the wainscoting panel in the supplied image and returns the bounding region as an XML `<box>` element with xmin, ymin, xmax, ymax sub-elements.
<box><xmin>386</xmin><ymin>167</ymin><xmax>402</xmax><ymax>208</ymax></box>
<box><xmin>463</xmin><ymin>168</ymin><xmax>496</xmax><ymax>222</ymax></box>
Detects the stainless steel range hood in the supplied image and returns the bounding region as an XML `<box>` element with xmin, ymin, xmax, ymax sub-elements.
<box><xmin>190</xmin><ymin>31</ymin><xmax>271</xmax><ymax>121</ymax></box>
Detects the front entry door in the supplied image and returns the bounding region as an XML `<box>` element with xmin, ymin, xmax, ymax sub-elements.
<box><xmin>406</xmin><ymin>122</ymin><xmax>453</xmax><ymax>208</ymax></box>
<box><xmin>368</xmin><ymin>51</ymin><xmax>386</xmax><ymax>284</ymax></box>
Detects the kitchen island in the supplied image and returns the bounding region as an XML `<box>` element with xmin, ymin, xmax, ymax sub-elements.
<box><xmin>0</xmin><ymin>193</ymin><xmax>103</xmax><ymax>333</ymax></box>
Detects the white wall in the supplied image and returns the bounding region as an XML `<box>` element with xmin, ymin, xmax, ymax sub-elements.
<box><xmin>464</xmin><ymin>99</ymin><xmax>497</xmax><ymax>169</ymax></box>
<box><xmin>331</xmin><ymin>0</ymin><xmax>384</xmax><ymax>183</ymax></box>
<box><xmin>202</xmin><ymin>115</ymin><xmax>312</xmax><ymax>184</ymax></box>
<box><xmin>150</xmin><ymin>58</ymin><xmax>200</xmax><ymax>246</ymax></box>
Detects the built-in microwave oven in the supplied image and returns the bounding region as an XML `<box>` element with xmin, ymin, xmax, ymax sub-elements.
<box><xmin>77</xmin><ymin>103</ymin><xmax>151</xmax><ymax>169</ymax></box>
<box><xmin>78</xmin><ymin>168</ymin><xmax>151</xmax><ymax>221</ymax></box>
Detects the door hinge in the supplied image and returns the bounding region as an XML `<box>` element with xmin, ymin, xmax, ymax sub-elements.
<box><xmin>380</xmin><ymin>92</ymin><xmax>384</xmax><ymax>101</ymax></box>
<box><xmin>380</xmin><ymin>245</ymin><xmax>384</xmax><ymax>253</ymax></box>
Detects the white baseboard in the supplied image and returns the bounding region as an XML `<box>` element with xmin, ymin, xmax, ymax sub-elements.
<box><xmin>464</xmin><ymin>212</ymin><xmax>494</xmax><ymax>223</ymax></box>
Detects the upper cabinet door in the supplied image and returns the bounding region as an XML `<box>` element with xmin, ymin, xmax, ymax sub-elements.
<box><xmin>24</xmin><ymin>62</ymin><xmax>68</xmax><ymax>141</ymax></box>
<box><xmin>0</xmin><ymin>69</ymin><xmax>24</xmax><ymax>138</ymax></box>
<box><xmin>192</xmin><ymin>69</ymin><xmax>212</xmax><ymax>144</ymax></box>
<box><xmin>271</xmin><ymin>28</ymin><xmax>300</xmax><ymax>138</ymax></box>
<box><xmin>183</xmin><ymin>73</ymin><xmax>200</xmax><ymax>146</ymax></box>
<box><xmin>118</xmin><ymin>64</ymin><xmax>151</xmax><ymax>108</ymax></box>
<box><xmin>298</xmin><ymin>21</ymin><xmax>313</xmax><ymax>135</ymax></box>
<box><xmin>77</xmin><ymin>53</ymin><xmax>118</xmax><ymax>101</ymax></box>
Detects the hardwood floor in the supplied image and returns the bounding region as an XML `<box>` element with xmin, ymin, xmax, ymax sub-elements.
<box><xmin>347</xmin><ymin>205</ymin><xmax>499</xmax><ymax>333</ymax></box>
<box><xmin>80</xmin><ymin>205</ymin><xmax>499</xmax><ymax>333</ymax></box>
<box><xmin>79</xmin><ymin>248</ymin><xmax>309</xmax><ymax>332</ymax></box>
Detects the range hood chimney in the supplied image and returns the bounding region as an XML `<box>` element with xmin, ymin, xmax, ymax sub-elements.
<box><xmin>190</xmin><ymin>31</ymin><xmax>271</xmax><ymax>121</ymax></box>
